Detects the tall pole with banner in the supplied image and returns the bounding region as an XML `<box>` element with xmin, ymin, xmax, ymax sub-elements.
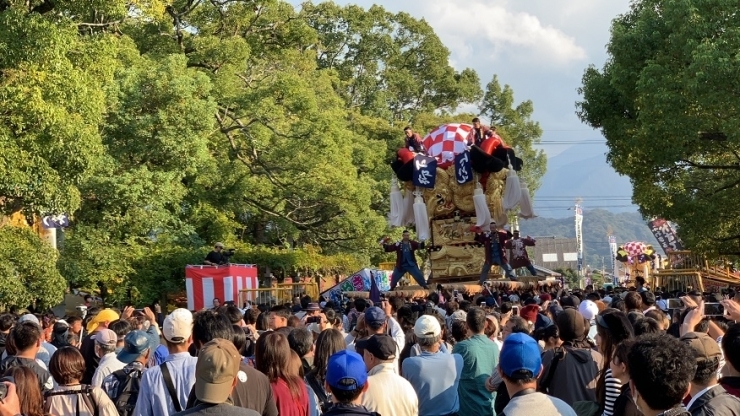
<box><xmin>575</xmin><ymin>203</ymin><xmax>584</xmax><ymax>287</ymax></box>
<box><xmin>609</xmin><ymin>235</ymin><xmax>618</xmax><ymax>284</ymax></box>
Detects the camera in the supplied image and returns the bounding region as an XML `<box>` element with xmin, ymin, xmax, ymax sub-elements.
<box><xmin>0</xmin><ymin>376</ymin><xmax>15</xmax><ymax>401</ymax></box>
<box><xmin>223</xmin><ymin>248</ymin><xmax>236</xmax><ymax>257</ymax></box>
<box><xmin>306</xmin><ymin>316</ymin><xmax>321</xmax><ymax>324</ymax></box>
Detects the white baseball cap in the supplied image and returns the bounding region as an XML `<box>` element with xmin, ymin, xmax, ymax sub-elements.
<box><xmin>578</xmin><ymin>300</ymin><xmax>599</xmax><ymax>321</ymax></box>
<box><xmin>17</xmin><ymin>314</ymin><xmax>39</xmax><ymax>326</ymax></box>
<box><xmin>414</xmin><ymin>315</ymin><xmax>441</xmax><ymax>338</ymax></box>
<box><xmin>163</xmin><ymin>308</ymin><xmax>193</xmax><ymax>343</ymax></box>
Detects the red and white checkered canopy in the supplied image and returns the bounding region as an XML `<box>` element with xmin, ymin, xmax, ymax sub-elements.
<box><xmin>623</xmin><ymin>241</ymin><xmax>647</xmax><ymax>258</ymax></box>
<box><xmin>422</xmin><ymin>123</ymin><xmax>472</xmax><ymax>162</ymax></box>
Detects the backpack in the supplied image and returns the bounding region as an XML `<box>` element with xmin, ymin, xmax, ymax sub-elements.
<box><xmin>111</xmin><ymin>368</ymin><xmax>143</xmax><ymax>416</ymax></box>
<box><xmin>305</xmin><ymin>371</ymin><xmax>332</xmax><ymax>412</ymax></box>
<box><xmin>44</xmin><ymin>385</ymin><xmax>98</xmax><ymax>416</ymax></box>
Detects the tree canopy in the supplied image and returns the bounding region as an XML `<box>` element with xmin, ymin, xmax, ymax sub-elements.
<box><xmin>578</xmin><ymin>0</ymin><xmax>740</xmax><ymax>256</ymax></box>
<box><xmin>0</xmin><ymin>0</ymin><xmax>546</xmax><ymax>305</ymax></box>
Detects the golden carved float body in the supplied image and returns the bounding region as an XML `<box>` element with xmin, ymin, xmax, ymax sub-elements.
<box><xmin>403</xmin><ymin>169</ymin><xmax>516</xmax><ymax>284</ymax></box>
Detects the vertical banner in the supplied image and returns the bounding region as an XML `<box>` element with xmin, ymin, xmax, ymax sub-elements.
<box><xmin>647</xmin><ymin>218</ymin><xmax>684</xmax><ymax>254</ymax></box>
<box><xmin>454</xmin><ymin>150</ymin><xmax>473</xmax><ymax>184</ymax></box>
<box><xmin>609</xmin><ymin>235</ymin><xmax>618</xmax><ymax>278</ymax></box>
<box><xmin>412</xmin><ymin>155</ymin><xmax>437</xmax><ymax>188</ymax></box>
<box><xmin>185</xmin><ymin>265</ymin><xmax>258</xmax><ymax>310</ymax></box>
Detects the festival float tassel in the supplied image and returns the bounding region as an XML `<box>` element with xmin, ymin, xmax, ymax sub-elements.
<box><xmin>503</xmin><ymin>158</ymin><xmax>521</xmax><ymax>211</ymax></box>
<box><xmin>402</xmin><ymin>188</ymin><xmax>415</xmax><ymax>225</ymax></box>
<box><xmin>518</xmin><ymin>185</ymin><xmax>537</xmax><ymax>219</ymax></box>
<box><xmin>388</xmin><ymin>180</ymin><xmax>404</xmax><ymax>227</ymax></box>
<box><xmin>413</xmin><ymin>190</ymin><xmax>431</xmax><ymax>241</ymax></box>
<box><xmin>473</xmin><ymin>181</ymin><xmax>492</xmax><ymax>231</ymax></box>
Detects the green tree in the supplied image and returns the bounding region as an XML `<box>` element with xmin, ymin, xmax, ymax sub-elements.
<box><xmin>578</xmin><ymin>0</ymin><xmax>740</xmax><ymax>256</ymax></box>
<box><xmin>302</xmin><ymin>3</ymin><xmax>482</xmax><ymax>121</ymax></box>
<box><xmin>480</xmin><ymin>75</ymin><xmax>547</xmax><ymax>192</ymax></box>
<box><xmin>555</xmin><ymin>267</ymin><xmax>579</xmax><ymax>288</ymax></box>
<box><xmin>0</xmin><ymin>227</ymin><xmax>66</xmax><ymax>308</ymax></box>
<box><xmin>0</xmin><ymin>10</ymin><xmax>108</xmax><ymax>216</ymax></box>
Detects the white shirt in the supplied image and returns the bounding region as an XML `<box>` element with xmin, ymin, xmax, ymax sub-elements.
<box><xmin>686</xmin><ymin>384</ymin><xmax>719</xmax><ymax>410</ymax></box>
<box><xmin>362</xmin><ymin>363</ymin><xmax>419</xmax><ymax>416</ymax></box>
<box><xmin>91</xmin><ymin>352</ymin><xmax>125</xmax><ymax>388</ymax></box>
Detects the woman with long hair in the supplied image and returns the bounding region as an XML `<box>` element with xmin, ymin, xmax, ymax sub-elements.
<box><xmin>305</xmin><ymin>329</ymin><xmax>345</xmax><ymax>412</ymax></box>
<box><xmin>256</xmin><ymin>332</ymin><xmax>309</xmax><ymax>416</ymax></box>
<box><xmin>45</xmin><ymin>347</ymin><xmax>118</xmax><ymax>416</ymax></box>
<box><xmin>594</xmin><ymin>309</ymin><xmax>634</xmax><ymax>416</ymax></box>
<box><xmin>4</xmin><ymin>367</ymin><xmax>46</xmax><ymax>416</ymax></box>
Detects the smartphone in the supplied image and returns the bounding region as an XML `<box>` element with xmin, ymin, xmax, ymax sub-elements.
<box><xmin>667</xmin><ymin>299</ymin><xmax>684</xmax><ymax>309</ymax></box>
<box><xmin>512</xmin><ymin>305</ymin><xmax>520</xmax><ymax>316</ymax></box>
<box><xmin>453</xmin><ymin>290</ymin><xmax>459</xmax><ymax>297</ymax></box>
<box><xmin>704</xmin><ymin>302</ymin><xmax>726</xmax><ymax>317</ymax></box>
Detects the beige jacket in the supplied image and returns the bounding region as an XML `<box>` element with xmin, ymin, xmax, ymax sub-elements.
<box><xmin>45</xmin><ymin>384</ymin><xmax>119</xmax><ymax>416</ymax></box>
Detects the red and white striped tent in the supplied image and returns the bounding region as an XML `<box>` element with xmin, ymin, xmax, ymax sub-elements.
<box><xmin>185</xmin><ymin>264</ymin><xmax>259</xmax><ymax>310</ymax></box>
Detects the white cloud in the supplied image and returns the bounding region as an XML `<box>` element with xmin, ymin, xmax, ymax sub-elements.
<box><xmin>409</xmin><ymin>0</ymin><xmax>588</xmax><ymax>67</ymax></box>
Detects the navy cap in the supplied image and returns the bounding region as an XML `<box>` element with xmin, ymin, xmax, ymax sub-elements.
<box><xmin>116</xmin><ymin>330</ymin><xmax>151</xmax><ymax>364</ymax></box>
<box><xmin>364</xmin><ymin>307</ymin><xmax>386</xmax><ymax>328</ymax></box>
<box><xmin>326</xmin><ymin>350</ymin><xmax>368</xmax><ymax>391</ymax></box>
<box><xmin>499</xmin><ymin>333</ymin><xmax>541</xmax><ymax>380</ymax></box>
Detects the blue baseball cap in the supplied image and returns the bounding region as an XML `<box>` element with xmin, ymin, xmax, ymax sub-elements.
<box><xmin>116</xmin><ymin>330</ymin><xmax>151</xmax><ymax>364</ymax></box>
<box><xmin>326</xmin><ymin>350</ymin><xmax>368</xmax><ymax>391</ymax></box>
<box><xmin>364</xmin><ymin>306</ymin><xmax>386</xmax><ymax>328</ymax></box>
<box><xmin>499</xmin><ymin>333</ymin><xmax>541</xmax><ymax>380</ymax></box>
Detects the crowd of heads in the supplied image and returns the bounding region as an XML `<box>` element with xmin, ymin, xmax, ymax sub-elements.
<box><xmin>0</xmin><ymin>283</ymin><xmax>738</xmax><ymax>416</ymax></box>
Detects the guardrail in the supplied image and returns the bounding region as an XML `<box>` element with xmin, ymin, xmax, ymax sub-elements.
<box><xmin>653</xmin><ymin>271</ymin><xmax>703</xmax><ymax>292</ymax></box>
<box><xmin>238</xmin><ymin>283</ymin><xmax>318</xmax><ymax>306</ymax></box>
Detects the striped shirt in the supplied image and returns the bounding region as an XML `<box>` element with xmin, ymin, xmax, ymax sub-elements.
<box><xmin>603</xmin><ymin>369</ymin><xmax>622</xmax><ymax>416</ymax></box>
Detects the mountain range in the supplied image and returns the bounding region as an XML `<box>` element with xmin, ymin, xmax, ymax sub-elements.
<box><xmin>521</xmin><ymin>142</ymin><xmax>661</xmax><ymax>269</ymax></box>
<box><xmin>534</xmin><ymin>142</ymin><xmax>637</xmax><ymax>218</ymax></box>
<box><xmin>518</xmin><ymin>209</ymin><xmax>661</xmax><ymax>271</ymax></box>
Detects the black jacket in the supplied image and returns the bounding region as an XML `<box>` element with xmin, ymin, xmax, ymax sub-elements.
<box><xmin>0</xmin><ymin>333</ymin><xmax>7</xmax><ymax>357</ymax></box>
<box><xmin>612</xmin><ymin>383</ymin><xmax>640</xmax><ymax>416</ymax></box>
<box><xmin>688</xmin><ymin>384</ymin><xmax>740</xmax><ymax>416</ymax></box>
<box><xmin>174</xmin><ymin>403</ymin><xmax>260</xmax><ymax>416</ymax></box>
<box><xmin>323</xmin><ymin>404</ymin><xmax>379</xmax><ymax>416</ymax></box>
<box><xmin>0</xmin><ymin>356</ymin><xmax>53</xmax><ymax>392</ymax></box>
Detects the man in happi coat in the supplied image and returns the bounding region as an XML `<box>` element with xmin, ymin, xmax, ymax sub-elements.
<box><xmin>506</xmin><ymin>230</ymin><xmax>537</xmax><ymax>276</ymax></box>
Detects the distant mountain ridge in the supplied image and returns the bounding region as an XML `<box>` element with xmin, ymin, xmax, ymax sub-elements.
<box><xmin>534</xmin><ymin>143</ymin><xmax>637</xmax><ymax>218</ymax></box>
<box><xmin>519</xmin><ymin>209</ymin><xmax>660</xmax><ymax>271</ymax></box>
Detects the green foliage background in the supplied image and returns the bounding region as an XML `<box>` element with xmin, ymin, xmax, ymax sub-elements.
<box><xmin>0</xmin><ymin>0</ymin><xmax>545</xmax><ymax>306</ymax></box>
<box><xmin>578</xmin><ymin>0</ymin><xmax>740</xmax><ymax>258</ymax></box>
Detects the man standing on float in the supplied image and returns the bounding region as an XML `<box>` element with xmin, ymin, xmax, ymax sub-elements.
<box><xmin>381</xmin><ymin>230</ymin><xmax>429</xmax><ymax>290</ymax></box>
<box><xmin>475</xmin><ymin>222</ymin><xmax>517</xmax><ymax>283</ymax></box>
<box><xmin>507</xmin><ymin>230</ymin><xmax>537</xmax><ymax>276</ymax></box>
